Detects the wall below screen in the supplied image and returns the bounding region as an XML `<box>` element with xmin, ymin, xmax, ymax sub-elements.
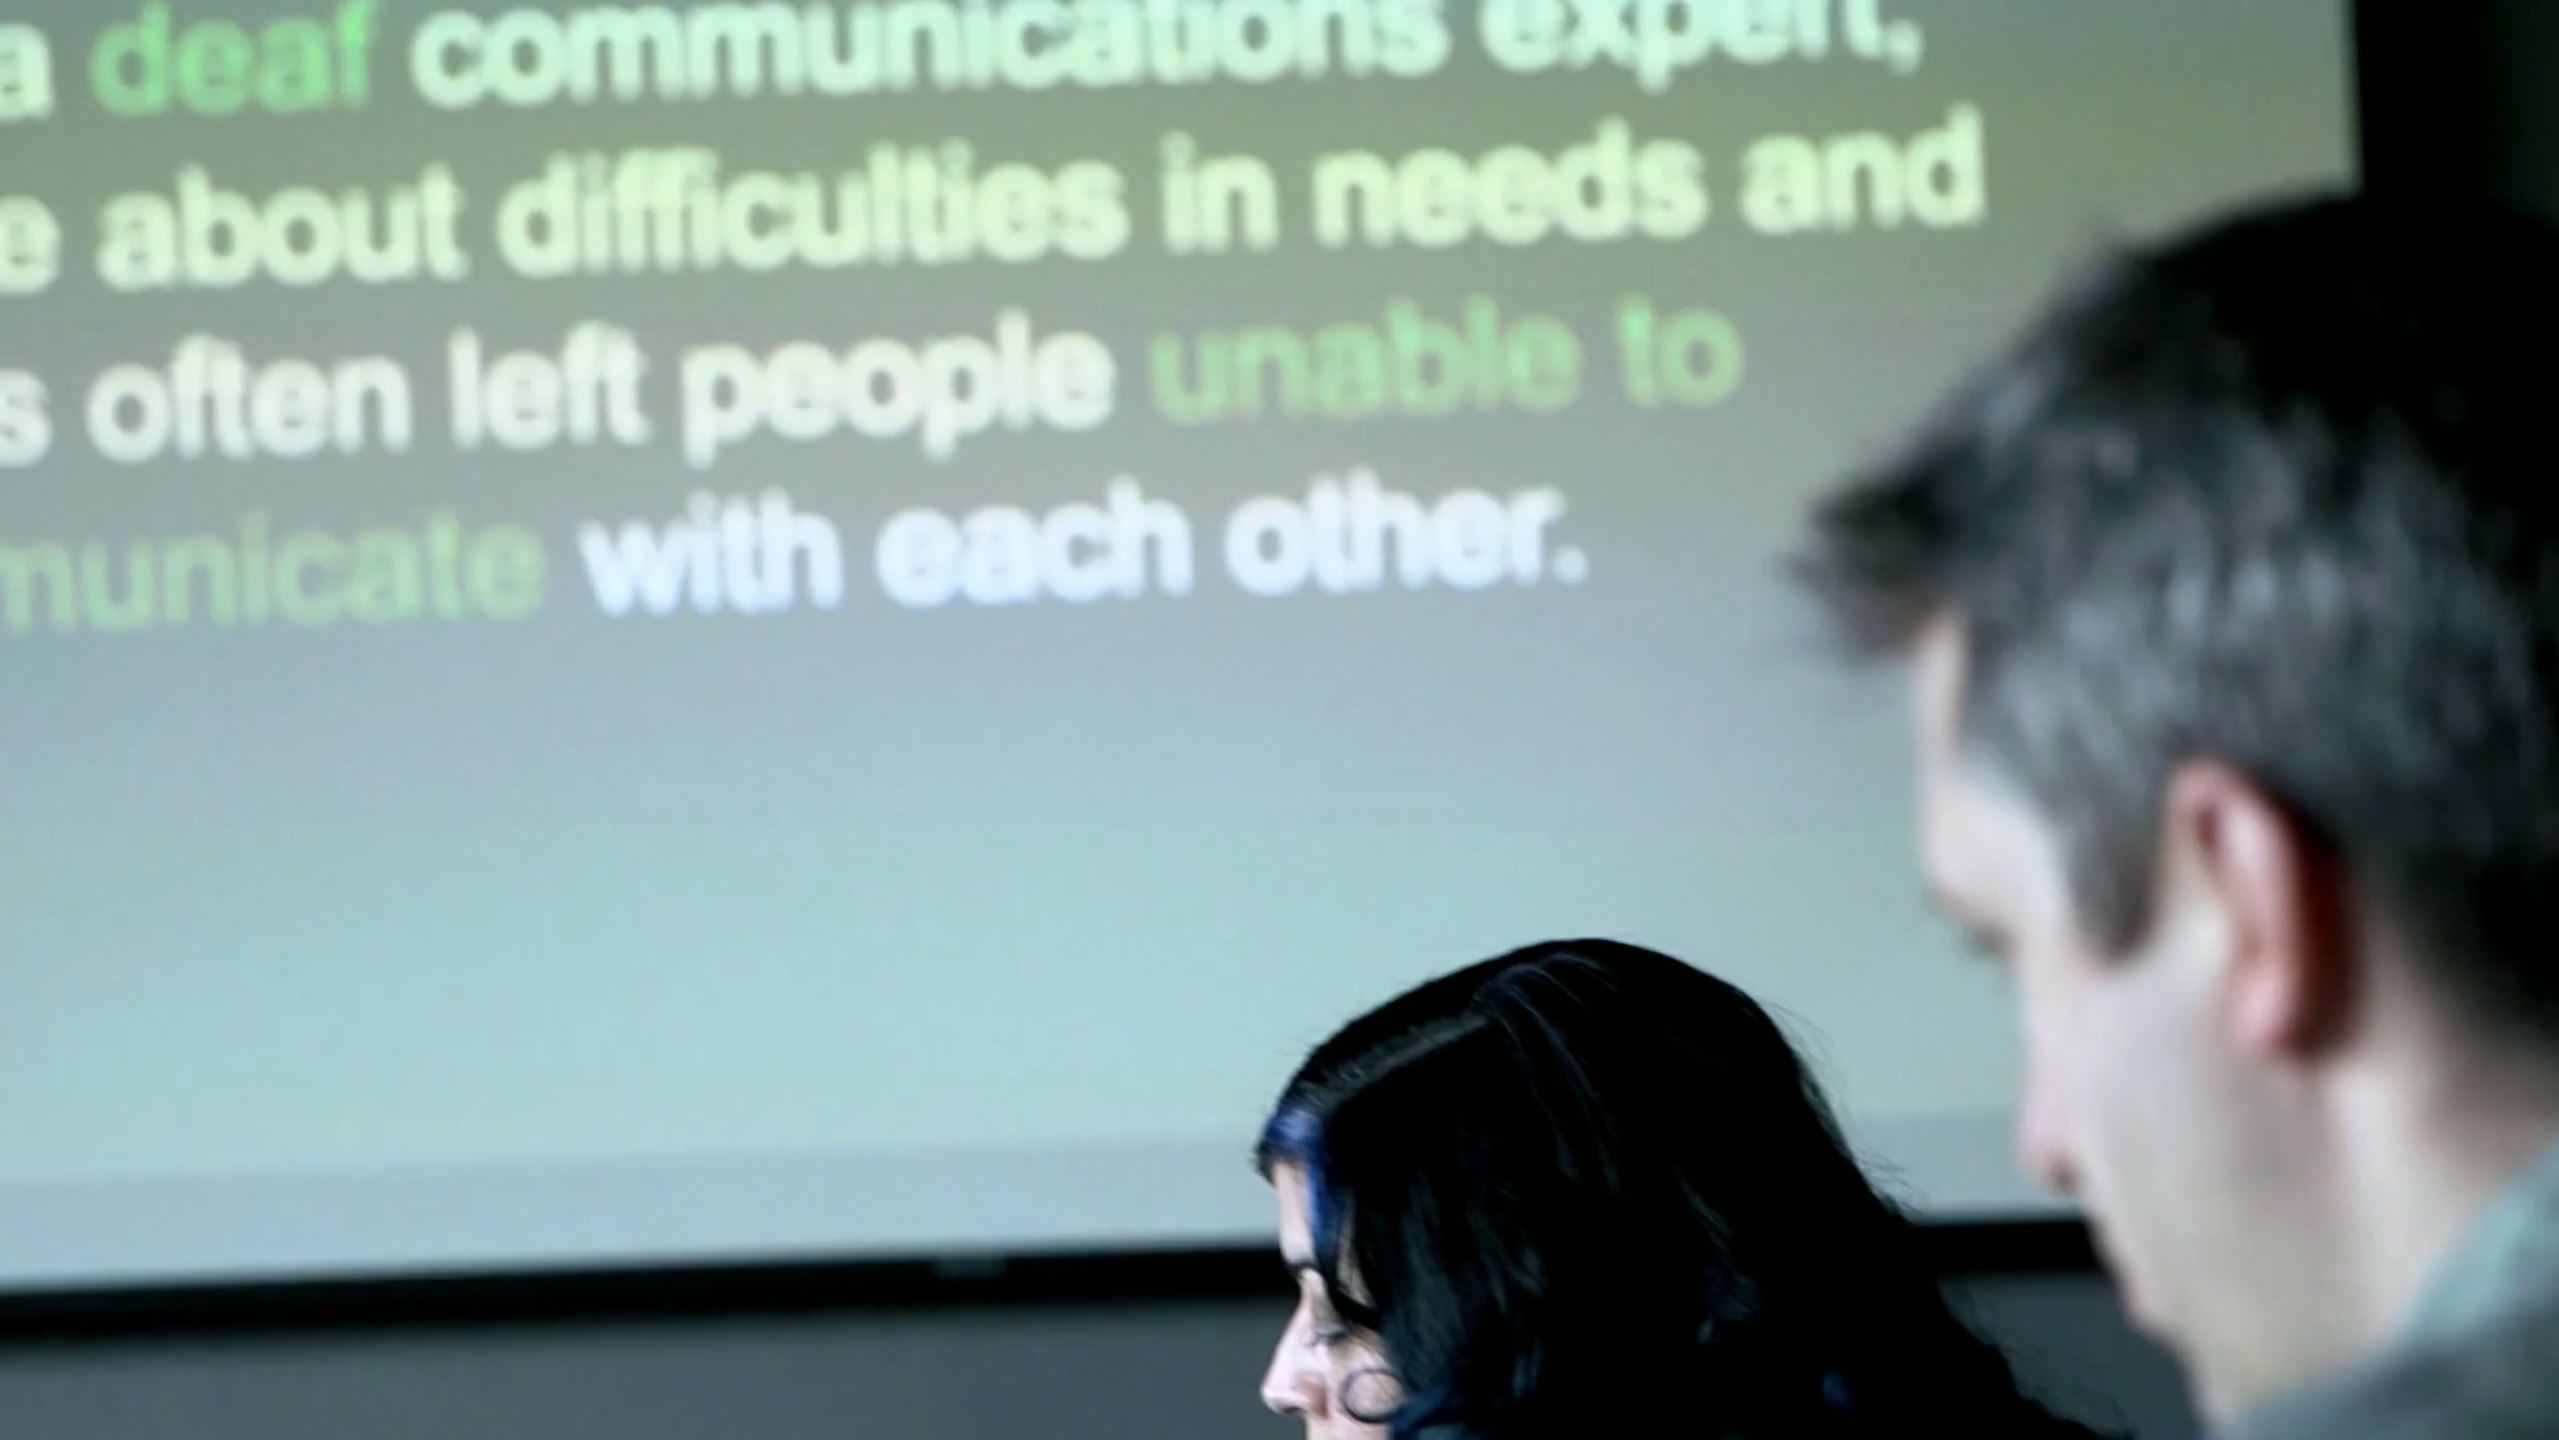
<box><xmin>0</xmin><ymin>1272</ymin><xmax>2196</xmax><ymax>1440</ymax></box>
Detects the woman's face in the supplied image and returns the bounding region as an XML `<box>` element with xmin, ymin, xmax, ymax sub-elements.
<box><xmin>1260</xmin><ymin>1163</ymin><xmax>1397</xmax><ymax>1439</ymax></box>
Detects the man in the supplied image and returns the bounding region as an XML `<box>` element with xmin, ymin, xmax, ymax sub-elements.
<box><xmin>1797</xmin><ymin>192</ymin><xmax>2559</xmax><ymax>1438</ymax></box>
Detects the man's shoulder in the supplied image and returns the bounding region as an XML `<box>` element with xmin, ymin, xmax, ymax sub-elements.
<box><xmin>2223</xmin><ymin>1304</ymin><xmax>2559</xmax><ymax>1440</ymax></box>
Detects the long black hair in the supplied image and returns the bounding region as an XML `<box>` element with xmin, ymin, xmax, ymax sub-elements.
<box><xmin>1256</xmin><ymin>939</ymin><xmax>2103</xmax><ymax>1439</ymax></box>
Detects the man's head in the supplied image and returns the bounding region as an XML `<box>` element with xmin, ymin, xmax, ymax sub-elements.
<box><xmin>1799</xmin><ymin>192</ymin><xmax>2559</xmax><ymax>1414</ymax></box>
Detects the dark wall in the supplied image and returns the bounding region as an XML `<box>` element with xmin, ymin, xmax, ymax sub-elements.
<box><xmin>0</xmin><ymin>1273</ymin><xmax>2195</xmax><ymax>1440</ymax></box>
<box><xmin>2357</xmin><ymin>0</ymin><xmax>2559</xmax><ymax>219</ymax></box>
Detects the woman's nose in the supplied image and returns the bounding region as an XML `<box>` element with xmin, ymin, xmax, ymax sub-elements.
<box><xmin>1260</xmin><ymin>1314</ymin><xmax>1320</xmax><ymax>1418</ymax></box>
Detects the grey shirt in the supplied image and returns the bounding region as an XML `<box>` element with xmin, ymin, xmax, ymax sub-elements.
<box><xmin>2223</xmin><ymin>1134</ymin><xmax>2559</xmax><ymax>1440</ymax></box>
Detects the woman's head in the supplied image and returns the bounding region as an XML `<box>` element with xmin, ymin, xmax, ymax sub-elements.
<box><xmin>1255</xmin><ymin>940</ymin><xmax>2080</xmax><ymax>1440</ymax></box>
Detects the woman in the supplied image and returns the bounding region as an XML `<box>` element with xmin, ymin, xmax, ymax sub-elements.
<box><xmin>1254</xmin><ymin>939</ymin><xmax>2106</xmax><ymax>1439</ymax></box>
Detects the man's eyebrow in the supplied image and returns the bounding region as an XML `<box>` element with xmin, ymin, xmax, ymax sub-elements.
<box><xmin>1924</xmin><ymin>881</ymin><xmax>2007</xmax><ymax>957</ymax></box>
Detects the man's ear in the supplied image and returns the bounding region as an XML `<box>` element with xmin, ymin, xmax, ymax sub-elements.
<box><xmin>2159</xmin><ymin>758</ymin><xmax>2355</xmax><ymax>1058</ymax></box>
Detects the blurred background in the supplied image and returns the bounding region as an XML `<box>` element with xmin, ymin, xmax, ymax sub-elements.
<box><xmin>1</xmin><ymin>1</ymin><xmax>2551</xmax><ymax>1435</ymax></box>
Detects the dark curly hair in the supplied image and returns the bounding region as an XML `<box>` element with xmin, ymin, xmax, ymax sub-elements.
<box><xmin>1257</xmin><ymin>939</ymin><xmax>2107</xmax><ymax>1439</ymax></box>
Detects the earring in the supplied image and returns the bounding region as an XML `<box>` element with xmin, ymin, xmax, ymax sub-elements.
<box><xmin>1340</xmin><ymin>1364</ymin><xmax>1403</xmax><ymax>1424</ymax></box>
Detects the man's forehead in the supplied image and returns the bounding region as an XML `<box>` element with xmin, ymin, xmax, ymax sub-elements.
<box><xmin>1911</xmin><ymin>616</ymin><xmax>1969</xmax><ymax>756</ymax></box>
<box><xmin>1906</xmin><ymin>619</ymin><xmax>2016</xmax><ymax>919</ymax></box>
<box><xmin>1909</xmin><ymin>619</ymin><xmax>1970</xmax><ymax>856</ymax></box>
